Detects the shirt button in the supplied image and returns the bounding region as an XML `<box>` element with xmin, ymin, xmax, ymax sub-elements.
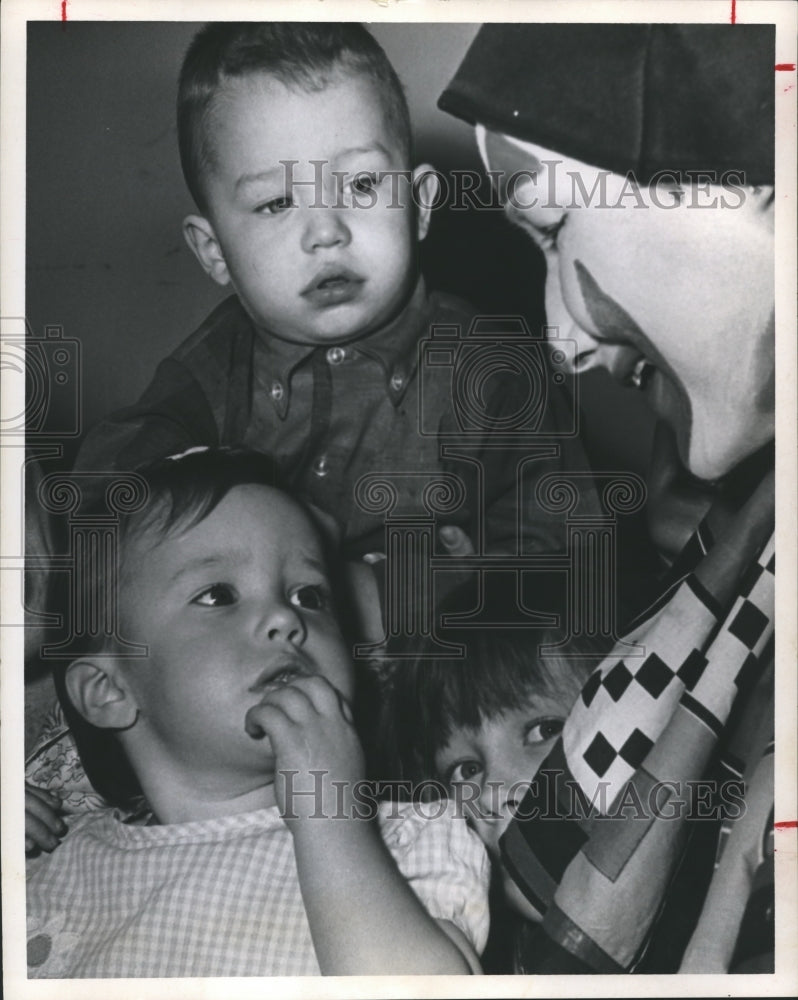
<box><xmin>270</xmin><ymin>381</ymin><xmax>284</xmax><ymax>401</ymax></box>
<box><xmin>390</xmin><ymin>372</ymin><xmax>404</xmax><ymax>391</ymax></box>
<box><xmin>313</xmin><ymin>455</ymin><xmax>329</xmax><ymax>478</ymax></box>
<box><xmin>326</xmin><ymin>346</ymin><xmax>346</xmax><ymax>365</ymax></box>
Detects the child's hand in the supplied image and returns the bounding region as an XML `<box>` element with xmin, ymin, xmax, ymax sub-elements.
<box><xmin>247</xmin><ymin>679</ymin><xmax>476</xmax><ymax>975</ymax></box>
<box><xmin>25</xmin><ymin>784</ymin><xmax>67</xmax><ymax>855</ymax></box>
<box><xmin>245</xmin><ymin>675</ymin><xmax>365</xmax><ymax>823</ymax></box>
<box><xmin>344</xmin><ymin>558</ymin><xmax>384</xmax><ymax>645</ymax></box>
<box><xmin>438</xmin><ymin>525</ymin><xmax>475</xmax><ymax>556</ymax></box>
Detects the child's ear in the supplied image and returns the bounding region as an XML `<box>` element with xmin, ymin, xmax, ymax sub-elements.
<box><xmin>411</xmin><ymin>164</ymin><xmax>439</xmax><ymax>242</ymax></box>
<box><xmin>65</xmin><ymin>659</ymin><xmax>139</xmax><ymax>731</ymax></box>
<box><xmin>182</xmin><ymin>215</ymin><xmax>231</xmax><ymax>286</ymax></box>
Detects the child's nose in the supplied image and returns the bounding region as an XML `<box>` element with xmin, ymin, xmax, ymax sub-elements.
<box><xmin>470</xmin><ymin>777</ymin><xmax>529</xmax><ymax>854</ymax></box>
<box><xmin>301</xmin><ymin>206</ymin><xmax>352</xmax><ymax>252</ymax></box>
<box><xmin>259</xmin><ymin>602</ymin><xmax>307</xmax><ymax>646</ymax></box>
<box><xmin>482</xmin><ymin>755</ymin><xmax>532</xmax><ymax>821</ymax></box>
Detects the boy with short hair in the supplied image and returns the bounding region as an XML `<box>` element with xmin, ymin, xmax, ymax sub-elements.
<box><xmin>26</xmin><ymin>449</ymin><xmax>489</xmax><ymax>978</ymax></box>
<box><xmin>74</xmin><ymin>21</ymin><xmax>594</xmax><ymax>563</ymax></box>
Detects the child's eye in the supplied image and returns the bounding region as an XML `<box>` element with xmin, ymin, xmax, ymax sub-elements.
<box><xmin>289</xmin><ymin>584</ymin><xmax>328</xmax><ymax>612</ymax></box>
<box><xmin>448</xmin><ymin>760</ymin><xmax>483</xmax><ymax>785</ymax></box>
<box><xmin>524</xmin><ymin>717</ymin><xmax>565</xmax><ymax>745</ymax></box>
<box><xmin>256</xmin><ymin>195</ymin><xmax>295</xmax><ymax>215</ymax></box>
<box><xmin>192</xmin><ymin>583</ymin><xmax>237</xmax><ymax>607</ymax></box>
<box><xmin>350</xmin><ymin>172</ymin><xmax>380</xmax><ymax>195</ymax></box>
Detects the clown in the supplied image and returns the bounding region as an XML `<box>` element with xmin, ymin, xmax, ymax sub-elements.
<box><xmin>439</xmin><ymin>23</ymin><xmax>777</xmax><ymax>973</ymax></box>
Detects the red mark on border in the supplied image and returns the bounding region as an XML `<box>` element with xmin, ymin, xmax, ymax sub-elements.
<box><xmin>774</xmin><ymin>820</ymin><xmax>798</xmax><ymax>830</ymax></box>
<box><xmin>61</xmin><ymin>0</ymin><xmax>67</xmax><ymax>22</ymax></box>
<box><xmin>730</xmin><ymin>0</ymin><xmax>736</xmax><ymax>25</ymax></box>
<box><xmin>775</xmin><ymin>64</ymin><xmax>796</xmax><ymax>71</ymax></box>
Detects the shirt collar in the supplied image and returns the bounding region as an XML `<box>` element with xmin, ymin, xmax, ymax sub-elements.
<box><xmin>254</xmin><ymin>276</ymin><xmax>429</xmax><ymax>418</ymax></box>
<box><xmin>354</xmin><ymin>276</ymin><xmax>428</xmax><ymax>406</ymax></box>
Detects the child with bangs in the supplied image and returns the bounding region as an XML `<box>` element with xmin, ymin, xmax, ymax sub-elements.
<box><xmin>25</xmin><ymin>14</ymin><xmax>597</xmax><ymax>904</ymax></box>
<box><xmin>25</xmin><ymin>448</ymin><xmax>489</xmax><ymax>978</ymax></box>
<box><xmin>382</xmin><ymin>576</ymin><xmax>611</xmax><ymax>970</ymax></box>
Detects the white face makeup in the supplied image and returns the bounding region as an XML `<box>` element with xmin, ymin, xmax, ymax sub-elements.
<box><xmin>478</xmin><ymin>126</ymin><xmax>775</xmax><ymax>481</ymax></box>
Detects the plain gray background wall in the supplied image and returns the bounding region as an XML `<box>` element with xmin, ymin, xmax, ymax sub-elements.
<box><xmin>26</xmin><ymin>20</ymin><xmax>655</xmax><ymax>472</ymax></box>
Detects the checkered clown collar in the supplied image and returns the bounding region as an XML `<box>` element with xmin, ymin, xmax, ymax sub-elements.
<box><xmin>498</xmin><ymin>470</ymin><xmax>775</xmax><ymax>970</ymax></box>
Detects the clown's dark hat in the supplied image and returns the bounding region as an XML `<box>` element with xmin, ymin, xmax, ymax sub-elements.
<box><xmin>439</xmin><ymin>24</ymin><xmax>774</xmax><ymax>185</ymax></box>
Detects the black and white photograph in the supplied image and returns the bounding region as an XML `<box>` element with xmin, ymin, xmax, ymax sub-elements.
<box><xmin>2</xmin><ymin>0</ymin><xmax>796</xmax><ymax>996</ymax></box>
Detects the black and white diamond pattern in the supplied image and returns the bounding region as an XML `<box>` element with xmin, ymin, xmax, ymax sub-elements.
<box><xmin>566</xmin><ymin>534</ymin><xmax>775</xmax><ymax>798</ymax></box>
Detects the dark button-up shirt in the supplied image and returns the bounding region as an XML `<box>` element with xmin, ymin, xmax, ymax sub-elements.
<box><xmin>75</xmin><ymin>280</ymin><xmax>597</xmax><ymax>557</ymax></box>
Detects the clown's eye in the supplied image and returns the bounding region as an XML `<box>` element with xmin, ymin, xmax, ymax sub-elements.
<box><xmin>524</xmin><ymin>717</ymin><xmax>565</xmax><ymax>745</ymax></box>
<box><xmin>536</xmin><ymin>217</ymin><xmax>566</xmax><ymax>251</ymax></box>
<box><xmin>192</xmin><ymin>583</ymin><xmax>237</xmax><ymax>607</ymax></box>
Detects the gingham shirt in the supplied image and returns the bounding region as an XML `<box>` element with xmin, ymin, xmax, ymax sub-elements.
<box><xmin>27</xmin><ymin>798</ymin><xmax>490</xmax><ymax>978</ymax></box>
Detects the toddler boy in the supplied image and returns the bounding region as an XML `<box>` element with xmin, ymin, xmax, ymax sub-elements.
<box><xmin>73</xmin><ymin>22</ymin><xmax>594</xmax><ymax>564</ymax></box>
<box><xmin>26</xmin><ymin>449</ymin><xmax>489</xmax><ymax>977</ymax></box>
